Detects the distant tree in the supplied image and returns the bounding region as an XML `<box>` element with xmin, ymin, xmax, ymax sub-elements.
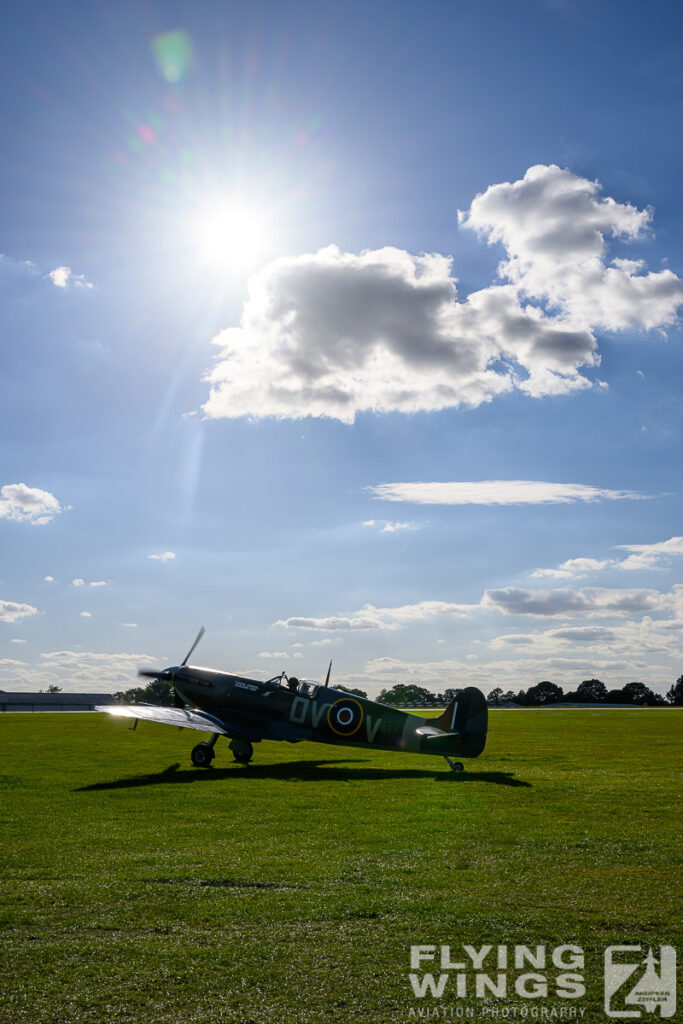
<box><xmin>337</xmin><ymin>685</ymin><xmax>368</xmax><ymax>699</ymax></box>
<box><xmin>500</xmin><ymin>690</ymin><xmax>518</xmax><ymax>704</ymax></box>
<box><xmin>441</xmin><ymin>688</ymin><xmax>463</xmax><ymax>703</ymax></box>
<box><xmin>525</xmin><ymin>680</ymin><xmax>563</xmax><ymax>706</ymax></box>
<box><xmin>621</xmin><ymin>682</ymin><xmax>660</xmax><ymax>706</ymax></box>
<box><xmin>487</xmin><ymin>687</ymin><xmax>504</xmax><ymax>706</ymax></box>
<box><xmin>574</xmin><ymin>679</ymin><xmax>607</xmax><ymax>703</ymax></box>
<box><xmin>114</xmin><ymin>679</ymin><xmax>175</xmax><ymax>706</ymax></box>
<box><xmin>605</xmin><ymin>689</ymin><xmax>627</xmax><ymax>704</ymax></box>
<box><xmin>666</xmin><ymin>676</ymin><xmax>683</xmax><ymax>705</ymax></box>
<box><xmin>40</xmin><ymin>684</ymin><xmax>63</xmax><ymax>694</ymax></box>
<box><xmin>377</xmin><ymin>683</ymin><xmax>436</xmax><ymax>705</ymax></box>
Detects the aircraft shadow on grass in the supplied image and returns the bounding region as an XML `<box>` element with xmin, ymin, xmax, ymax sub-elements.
<box><xmin>76</xmin><ymin>760</ymin><xmax>532</xmax><ymax>791</ymax></box>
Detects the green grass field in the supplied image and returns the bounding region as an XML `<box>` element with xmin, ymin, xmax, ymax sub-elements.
<box><xmin>0</xmin><ymin>710</ymin><xmax>680</xmax><ymax>1024</ymax></box>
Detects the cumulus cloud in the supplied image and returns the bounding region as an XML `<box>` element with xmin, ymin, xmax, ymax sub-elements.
<box><xmin>44</xmin><ymin>576</ymin><xmax>54</xmax><ymax>583</ymax></box>
<box><xmin>122</xmin><ymin>622</ymin><xmax>138</xmax><ymax>628</ymax></box>
<box><xmin>148</xmin><ymin>551</ymin><xmax>176</xmax><ymax>562</ymax></box>
<box><xmin>48</xmin><ymin>266</ymin><xmax>93</xmax><ymax>289</ymax></box>
<box><xmin>0</xmin><ymin>600</ymin><xmax>38</xmax><ymax>623</ymax></box>
<box><xmin>202</xmin><ymin>166</ymin><xmax>683</xmax><ymax>423</ymax></box>
<box><xmin>72</xmin><ymin>579</ymin><xmax>85</xmax><ymax>587</ymax></box>
<box><xmin>460</xmin><ymin>163</ymin><xmax>683</xmax><ymax>331</ymax></box>
<box><xmin>258</xmin><ymin>651</ymin><xmax>288</xmax><ymax>658</ymax></box>
<box><xmin>80</xmin><ymin>611</ymin><xmax>92</xmax><ymax>618</ymax></box>
<box><xmin>203</xmin><ymin>245</ymin><xmax>596</xmax><ymax>422</ymax></box>
<box><xmin>368</xmin><ymin>480</ymin><xmax>642</xmax><ymax>506</ymax></box>
<box><xmin>0</xmin><ymin>483</ymin><xmax>67</xmax><ymax>525</ymax></box>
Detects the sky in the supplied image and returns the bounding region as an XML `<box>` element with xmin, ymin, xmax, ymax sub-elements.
<box><xmin>1</xmin><ymin>0</ymin><xmax>682</xmax><ymax>696</ymax></box>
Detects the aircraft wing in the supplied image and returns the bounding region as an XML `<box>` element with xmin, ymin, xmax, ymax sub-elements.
<box><xmin>95</xmin><ymin>703</ymin><xmax>232</xmax><ymax>736</ymax></box>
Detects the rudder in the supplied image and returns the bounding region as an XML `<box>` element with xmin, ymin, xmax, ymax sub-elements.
<box><xmin>433</xmin><ymin>687</ymin><xmax>488</xmax><ymax>757</ymax></box>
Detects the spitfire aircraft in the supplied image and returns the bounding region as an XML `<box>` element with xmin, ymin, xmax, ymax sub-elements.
<box><xmin>97</xmin><ymin>629</ymin><xmax>488</xmax><ymax>771</ymax></box>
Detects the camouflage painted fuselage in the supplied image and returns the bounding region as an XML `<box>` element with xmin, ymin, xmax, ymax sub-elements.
<box><xmin>170</xmin><ymin>666</ymin><xmax>487</xmax><ymax>760</ymax></box>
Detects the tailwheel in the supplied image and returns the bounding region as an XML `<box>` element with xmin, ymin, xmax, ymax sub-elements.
<box><xmin>191</xmin><ymin>742</ymin><xmax>215</xmax><ymax>768</ymax></box>
<box><xmin>444</xmin><ymin>756</ymin><xmax>464</xmax><ymax>772</ymax></box>
<box><xmin>229</xmin><ymin>739</ymin><xmax>253</xmax><ymax>764</ymax></box>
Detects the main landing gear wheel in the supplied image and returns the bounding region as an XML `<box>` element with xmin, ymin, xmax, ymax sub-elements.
<box><xmin>229</xmin><ymin>739</ymin><xmax>253</xmax><ymax>764</ymax></box>
<box><xmin>191</xmin><ymin>742</ymin><xmax>215</xmax><ymax>767</ymax></box>
<box><xmin>444</xmin><ymin>756</ymin><xmax>464</xmax><ymax>772</ymax></box>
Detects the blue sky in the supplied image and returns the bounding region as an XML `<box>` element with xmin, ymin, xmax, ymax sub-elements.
<box><xmin>1</xmin><ymin>0</ymin><xmax>682</xmax><ymax>695</ymax></box>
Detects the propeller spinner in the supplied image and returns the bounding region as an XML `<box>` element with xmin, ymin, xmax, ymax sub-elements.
<box><xmin>137</xmin><ymin>627</ymin><xmax>206</xmax><ymax>707</ymax></box>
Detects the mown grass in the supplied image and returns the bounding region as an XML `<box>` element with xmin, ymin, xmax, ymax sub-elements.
<box><xmin>0</xmin><ymin>710</ymin><xmax>680</xmax><ymax>1023</ymax></box>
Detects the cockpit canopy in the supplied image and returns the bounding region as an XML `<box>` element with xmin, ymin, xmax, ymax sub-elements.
<box><xmin>264</xmin><ymin>673</ymin><xmax>320</xmax><ymax>698</ymax></box>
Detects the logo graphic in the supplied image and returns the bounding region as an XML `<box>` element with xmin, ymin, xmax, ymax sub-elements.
<box><xmin>604</xmin><ymin>945</ymin><xmax>676</xmax><ymax>1018</ymax></box>
<box><xmin>327</xmin><ymin>697</ymin><xmax>364</xmax><ymax>736</ymax></box>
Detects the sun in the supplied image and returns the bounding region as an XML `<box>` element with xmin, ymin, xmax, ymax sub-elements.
<box><xmin>190</xmin><ymin>196</ymin><xmax>269</xmax><ymax>272</ymax></box>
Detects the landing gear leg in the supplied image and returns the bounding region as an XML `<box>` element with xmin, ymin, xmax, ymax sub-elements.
<box><xmin>444</xmin><ymin>756</ymin><xmax>464</xmax><ymax>772</ymax></box>
<box><xmin>191</xmin><ymin>732</ymin><xmax>220</xmax><ymax>768</ymax></box>
<box><xmin>229</xmin><ymin>739</ymin><xmax>254</xmax><ymax>764</ymax></box>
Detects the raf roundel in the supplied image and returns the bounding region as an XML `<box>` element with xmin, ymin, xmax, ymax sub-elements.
<box><xmin>327</xmin><ymin>697</ymin><xmax>364</xmax><ymax>737</ymax></box>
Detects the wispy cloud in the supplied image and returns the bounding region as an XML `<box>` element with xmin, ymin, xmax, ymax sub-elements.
<box><xmin>276</xmin><ymin>600</ymin><xmax>476</xmax><ymax>632</ymax></box>
<box><xmin>148</xmin><ymin>551</ymin><xmax>176</xmax><ymax>562</ymax></box>
<box><xmin>363</xmin><ymin>519</ymin><xmax>422</xmax><ymax>533</ymax></box>
<box><xmin>482</xmin><ymin>585</ymin><xmax>677</xmax><ymax>618</ymax></box>
<box><xmin>615</xmin><ymin>536</ymin><xmax>683</xmax><ymax>570</ymax></box>
<box><xmin>532</xmin><ymin>535</ymin><xmax>683</xmax><ymax>577</ymax></box>
<box><xmin>532</xmin><ymin>557</ymin><xmax>612</xmax><ymax>579</ymax></box>
<box><xmin>367</xmin><ymin>480</ymin><xmax>643</xmax><ymax>506</ymax></box>
<box><xmin>0</xmin><ymin>649</ymin><xmax>156</xmax><ymax>693</ymax></box>
<box><xmin>276</xmin><ymin>581</ymin><xmax>683</xmax><ymax>635</ymax></box>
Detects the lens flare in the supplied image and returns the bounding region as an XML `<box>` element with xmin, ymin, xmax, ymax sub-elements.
<box><xmin>152</xmin><ymin>30</ymin><xmax>192</xmax><ymax>84</ymax></box>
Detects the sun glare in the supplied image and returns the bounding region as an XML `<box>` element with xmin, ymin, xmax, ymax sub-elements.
<box><xmin>191</xmin><ymin>197</ymin><xmax>269</xmax><ymax>272</ymax></box>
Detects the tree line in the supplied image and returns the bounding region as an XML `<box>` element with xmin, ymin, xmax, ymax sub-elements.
<box><xmin>378</xmin><ymin>675</ymin><xmax>683</xmax><ymax>707</ymax></box>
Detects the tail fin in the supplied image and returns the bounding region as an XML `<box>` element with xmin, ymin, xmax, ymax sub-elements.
<box><xmin>431</xmin><ymin>687</ymin><xmax>488</xmax><ymax>757</ymax></box>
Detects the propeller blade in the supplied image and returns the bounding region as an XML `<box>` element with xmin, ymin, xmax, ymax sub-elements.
<box><xmin>181</xmin><ymin>626</ymin><xmax>205</xmax><ymax>666</ymax></box>
<box><xmin>138</xmin><ymin>669</ymin><xmax>166</xmax><ymax>679</ymax></box>
<box><xmin>324</xmin><ymin>660</ymin><xmax>332</xmax><ymax>687</ymax></box>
